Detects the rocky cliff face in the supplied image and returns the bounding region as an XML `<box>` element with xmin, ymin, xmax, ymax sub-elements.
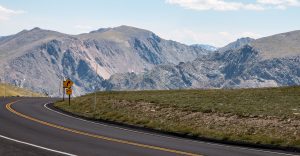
<box><xmin>0</xmin><ymin>26</ymin><xmax>208</xmax><ymax>96</ymax></box>
<box><xmin>106</xmin><ymin>42</ymin><xmax>300</xmax><ymax>90</ymax></box>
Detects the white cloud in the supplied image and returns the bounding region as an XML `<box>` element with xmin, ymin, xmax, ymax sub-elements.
<box><xmin>218</xmin><ymin>31</ymin><xmax>262</xmax><ymax>44</ymax></box>
<box><xmin>219</xmin><ymin>31</ymin><xmax>231</xmax><ymax>36</ymax></box>
<box><xmin>0</xmin><ymin>5</ymin><xmax>24</xmax><ymax>21</ymax></box>
<box><xmin>75</xmin><ymin>25</ymin><xmax>93</xmax><ymax>30</ymax></box>
<box><xmin>166</xmin><ymin>0</ymin><xmax>300</xmax><ymax>11</ymax></box>
<box><xmin>257</xmin><ymin>0</ymin><xmax>300</xmax><ymax>6</ymax></box>
<box><xmin>239</xmin><ymin>32</ymin><xmax>262</xmax><ymax>38</ymax></box>
<box><xmin>166</xmin><ymin>0</ymin><xmax>265</xmax><ymax>11</ymax></box>
<box><xmin>74</xmin><ymin>25</ymin><xmax>95</xmax><ymax>33</ymax></box>
<box><xmin>157</xmin><ymin>28</ymin><xmax>262</xmax><ymax>47</ymax></box>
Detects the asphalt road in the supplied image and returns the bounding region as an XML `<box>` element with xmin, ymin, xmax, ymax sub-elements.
<box><xmin>0</xmin><ymin>97</ymin><xmax>299</xmax><ymax>156</ymax></box>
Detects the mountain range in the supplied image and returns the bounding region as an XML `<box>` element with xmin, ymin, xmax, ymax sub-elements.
<box><xmin>0</xmin><ymin>26</ymin><xmax>209</xmax><ymax>96</ymax></box>
<box><xmin>1</xmin><ymin>26</ymin><xmax>300</xmax><ymax>96</ymax></box>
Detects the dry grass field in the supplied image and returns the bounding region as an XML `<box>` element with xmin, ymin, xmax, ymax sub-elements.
<box><xmin>55</xmin><ymin>86</ymin><xmax>300</xmax><ymax>149</ymax></box>
<box><xmin>0</xmin><ymin>83</ymin><xmax>43</xmax><ymax>97</ymax></box>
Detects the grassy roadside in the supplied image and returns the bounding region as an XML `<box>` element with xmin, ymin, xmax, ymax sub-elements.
<box><xmin>0</xmin><ymin>83</ymin><xmax>44</xmax><ymax>97</ymax></box>
<box><xmin>55</xmin><ymin>86</ymin><xmax>300</xmax><ymax>149</ymax></box>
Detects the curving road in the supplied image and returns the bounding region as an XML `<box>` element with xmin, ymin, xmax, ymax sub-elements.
<box><xmin>0</xmin><ymin>97</ymin><xmax>299</xmax><ymax>156</ymax></box>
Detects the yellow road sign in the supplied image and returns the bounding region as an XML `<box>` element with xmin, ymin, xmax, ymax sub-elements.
<box><xmin>63</xmin><ymin>81</ymin><xmax>67</xmax><ymax>88</ymax></box>
<box><xmin>63</xmin><ymin>79</ymin><xmax>73</xmax><ymax>88</ymax></box>
<box><xmin>66</xmin><ymin>88</ymin><xmax>72</xmax><ymax>95</ymax></box>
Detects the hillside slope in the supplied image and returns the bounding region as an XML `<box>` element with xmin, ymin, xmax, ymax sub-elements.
<box><xmin>0</xmin><ymin>83</ymin><xmax>44</xmax><ymax>97</ymax></box>
<box><xmin>251</xmin><ymin>30</ymin><xmax>300</xmax><ymax>59</ymax></box>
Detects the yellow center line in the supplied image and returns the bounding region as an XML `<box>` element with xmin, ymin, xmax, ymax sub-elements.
<box><xmin>6</xmin><ymin>101</ymin><xmax>202</xmax><ymax>156</ymax></box>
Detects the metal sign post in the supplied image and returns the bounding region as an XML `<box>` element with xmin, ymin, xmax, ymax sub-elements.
<box><xmin>63</xmin><ymin>79</ymin><xmax>67</xmax><ymax>101</ymax></box>
<box><xmin>66</xmin><ymin>88</ymin><xmax>72</xmax><ymax>105</ymax></box>
<box><xmin>63</xmin><ymin>79</ymin><xmax>73</xmax><ymax>101</ymax></box>
<box><xmin>65</xmin><ymin>79</ymin><xmax>73</xmax><ymax>106</ymax></box>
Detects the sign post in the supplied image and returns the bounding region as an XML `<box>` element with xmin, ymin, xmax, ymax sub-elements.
<box><xmin>66</xmin><ymin>88</ymin><xmax>72</xmax><ymax>106</ymax></box>
<box><xmin>63</xmin><ymin>80</ymin><xmax>66</xmax><ymax>101</ymax></box>
<box><xmin>63</xmin><ymin>78</ymin><xmax>73</xmax><ymax>105</ymax></box>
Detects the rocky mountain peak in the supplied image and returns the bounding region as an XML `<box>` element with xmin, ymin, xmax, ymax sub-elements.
<box><xmin>89</xmin><ymin>28</ymin><xmax>112</xmax><ymax>34</ymax></box>
<box><xmin>31</xmin><ymin>27</ymin><xmax>42</xmax><ymax>31</ymax></box>
<box><xmin>218</xmin><ymin>37</ymin><xmax>255</xmax><ymax>52</ymax></box>
<box><xmin>236</xmin><ymin>37</ymin><xmax>254</xmax><ymax>43</ymax></box>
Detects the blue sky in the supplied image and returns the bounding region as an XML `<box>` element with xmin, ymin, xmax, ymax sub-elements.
<box><xmin>0</xmin><ymin>0</ymin><xmax>299</xmax><ymax>47</ymax></box>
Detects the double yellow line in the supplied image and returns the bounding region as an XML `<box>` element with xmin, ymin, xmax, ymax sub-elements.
<box><xmin>6</xmin><ymin>101</ymin><xmax>202</xmax><ymax>156</ymax></box>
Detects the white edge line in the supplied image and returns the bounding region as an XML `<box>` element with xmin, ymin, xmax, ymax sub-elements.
<box><xmin>44</xmin><ymin>103</ymin><xmax>300</xmax><ymax>156</ymax></box>
<box><xmin>0</xmin><ymin>134</ymin><xmax>77</xmax><ymax>156</ymax></box>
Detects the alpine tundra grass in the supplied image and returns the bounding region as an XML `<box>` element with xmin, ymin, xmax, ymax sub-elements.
<box><xmin>0</xmin><ymin>83</ymin><xmax>43</xmax><ymax>97</ymax></box>
<box><xmin>55</xmin><ymin>86</ymin><xmax>300</xmax><ymax>149</ymax></box>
